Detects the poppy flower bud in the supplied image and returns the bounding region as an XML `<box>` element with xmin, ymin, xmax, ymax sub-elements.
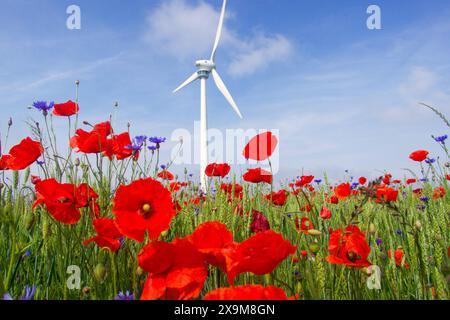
<box><xmin>8</xmin><ymin>117</ymin><xmax>13</xmax><ymax>127</ymax></box>
<box><xmin>0</xmin><ymin>183</ymin><xmax>3</xmax><ymax>190</ymax></box>
<box><xmin>295</xmin><ymin>282</ymin><xmax>303</xmax><ymax>293</ymax></box>
<box><xmin>114</xmin><ymin>101</ymin><xmax>119</xmax><ymax>108</ymax></box>
<box><xmin>74</xmin><ymin>158</ymin><xmax>80</xmax><ymax>167</ymax></box>
<box><xmin>307</xmin><ymin>229</ymin><xmax>322</xmax><ymax>236</ymax></box>
<box><xmin>136</xmin><ymin>266</ymin><xmax>144</xmax><ymax>276</ymax></box>
<box><xmin>415</xmin><ymin>220</ymin><xmax>422</xmax><ymax>231</ymax></box>
<box><xmin>309</xmin><ymin>243</ymin><xmax>320</xmax><ymax>254</ymax></box>
<box><xmin>75</xmin><ymin>80</ymin><xmax>80</xmax><ymax>85</ymax></box>
<box><xmin>369</xmin><ymin>223</ymin><xmax>376</xmax><ymax>235</ymax></box>
<box><xmin>94</xmin><ymin>263</ymin><xmax>107</xmax><ymax>282</ymax></box>
<box><xmin>445</xmin><ymin>162</ymin><xmax>450</xmax><ymax>168</ymax></box>
<box><xmin>160</xmin><ymin>230</ymin><xmax>169</xmax><ymax>238</ymax></box>
<box><xmin>82</xmin><ymin>287</ymin><xmax>91</xmax><ymax>295</ymax></box>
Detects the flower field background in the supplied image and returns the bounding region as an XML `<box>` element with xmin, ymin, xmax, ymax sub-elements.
<box><xmin>0</xmin><ymin>99</ymin><xmax>449</xmax><ymax>300</ymax></box>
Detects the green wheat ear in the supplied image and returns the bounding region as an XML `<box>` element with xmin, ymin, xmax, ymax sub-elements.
<box><xmin>419</xmin><ymin>103</ymin><xmax>450</xmax><ymax>128</ymax></box>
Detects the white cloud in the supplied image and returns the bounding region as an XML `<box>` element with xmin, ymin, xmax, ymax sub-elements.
<box><xmin>227</xmin><ymin>34</ymin><xmax>293</xmax><ymax>77</ymax></box>
<box><xmin>0</xmin><ymin>53</ymin><xmax>123</xmax><ymax>95</ymax></box>
<box><xmin>398</xmin><ymin>66</ymin><xmax>437</xmax><ymax>96</ymax></box>
<box><xmin>144</xmin><ymin>0</ymin><xmax>293</xmax><ymax>76</ymax></box>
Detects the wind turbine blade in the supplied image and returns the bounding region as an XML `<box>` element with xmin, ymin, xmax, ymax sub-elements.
<box><xmin>210</xmin><ymin>0</ymin><xmax>227</xmax><ymax>62</ymax></box>
<box><xmin>211</xmin><ymin>69</ymin><xmax>243</xmax><ymax>119</ymax></box>
<box><xmin>173</xmin><ymin>72</ymin><xmax>199</xmax><ymax>93</ymax></box>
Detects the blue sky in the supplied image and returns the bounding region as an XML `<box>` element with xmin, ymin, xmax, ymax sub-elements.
<box><xmin>1</xmin><ymin>0</ymin><xmax>450</xmax><ymax>183</ymax></box>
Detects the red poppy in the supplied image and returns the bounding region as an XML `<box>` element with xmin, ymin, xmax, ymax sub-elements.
<box><xmin>334</xmin><ymin>183</ymin><xmax>351</xmax><ymax>200</ymax></box>
<box><xmin>329</xmin><ymin>195</ymin><xmax>339</xmax><ymax>204</ymax></box>
<box><xmin>83</xmin><ymin>218</ymin><xmax>123</xmax><ymax>252</ymax></box>
<box><xmin>76</xmin><ymin>183</ymin><xmax>101</xmax><ymax>217</ymax></box>
<box><xmin>376</xmin><ymin>187</ymin><xmax>398</xmax><ymax>203</ymax></box>
<box><xmin>243</xmin><ymin>132</ymin><xmax>278</xmax><ymax>161</ymax></box>
<box><xmin>53</xmin><ymin>100</ymin><xmax>79</xmax><ymax>117</ymax></box>
<box><xmin>225</xmin><ymin>230</ymin><xmax>296</xmax><ymax>285</ymax></box>
<box><xmin>33</xmin><ymin>179</ymin><xmax>82</xmax><ymax>224</ymax></box>
<box><xmin>138</xmin><ymin>238</ymin><xmax>208</xmax><ymax>300</ymax></box>
<box><xmin>220</xmin><ymin>183</ymin><xmax>243</xmax><ymax>199</ymax></box>
<box><xmin>186</xmin><ymin>221</ymin><xmax>235</xmax><ymax>272</ymax></box>
<box><xmin>382</xmin><ymin>174</ymin><xmax>392</xmax><ymax>185</ymax></box>
<box><xmin>296</xmin><ymin>217</ymin><xmax>313</xmax><ymax>233</ymax></box>
<box><xmin>266</xmin><ymin>190</ymin><xmax>287</xmax><ymax>206</ymax></box>
<box><xmin>358</xmin><ymin>177</ymin><xmax>367</xmax><ymax>185</ymax></box>
<box><xmin>169</xmin><ymin>182</ymin><xmax>182</xmax><ymax>192</ymax></box>
<box><xmin>204</xmin><ymin>285</ymin><xmax>288</xmax><ymax>300</ymax></box>
<box><xmin>205</xmin><ymin>163</ymin><xmax>231</xmax><ymax>178</ymax></box>
<box><xmin>104</xmin><ymin>132</ymin><xmax>134</xmax><ymax>160</ymax></box>
<box><xmin>70</xmin><ymin>121</ymin><xmax>112</xmax><ymax>154</ymax></box>
<box><xmin>409</xmin><ymin>150</ymin><xmax>429</xmax><ymax>162</ymax></box>
<box><xmin>326</xmin><ymin>225</ymin><xmax>370</xmax><ymax>268</ymax></box>
<box><xmin>0</xmin><ymin>155</ymin><xmax>11</xmax><ymax>170</ymax></box>
<box><xmin>157</xmin><ymin>170</ymin><xmax>175</xmax><ymax>181</ymax></box>
<box><xmin>3</xmin><ymin>137</ymin><xmax>43</xmax><ymax>170</ymax></box>
<box><xmin>413</xmin><ymin>188</ymin><xmax>423</xmax><ymax>196</ymax></box>
<box><xmin>406</xmin><ymin>178</ymin><xmax>417</xmax><ymax>185</ymax></box>
<box><xmin>250</xmin><ymin>210</ymin><xmax>270</xmax><ymax>233</ymax></box>
<box><xmin>433</xmin><ymin>187</ymin><xmax>446</xmax><ymax>199</ymax></box>
<box><xmin>243</xmin><ymin>168</ymin><xmax>272</xmax><ymax>184</ymax></box>
<box><xmin>31</xmin><ymin>175</ymin><xmax>41</xmax><ymax>185</ymax></box>
<box><xmin>319</xmin><ymin>206</ymin><xmax>332</xmax><ymax>220</ymax></box>
<box><xmin>300</xmin><ymin>204</ymin><xmax>311</xmax><ymax>212</ymax></box>
<box><xmin>295</xmin><ymin>175</ymin><xmax>314</xmax><ymax>187</ymax></box>
<box><xmin>445</xmin><ymin>174</ymin><xmax>450</xmax><ymax>181</ymax></box>
<box><xmin>387</xmin><ymin>248</ymin><xmax>410</xmax><ymax>269</ymax></box>
<box><xmin>112</xmin><ymin>178</ymin><xmax>176</xmax><ymax>242</ymax></box>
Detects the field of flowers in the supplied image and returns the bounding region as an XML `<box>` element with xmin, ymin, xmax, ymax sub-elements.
<box><xmin>0</xmin><ymin>97</ymin><xmax>449</xmax><ymax>301</ymax></box>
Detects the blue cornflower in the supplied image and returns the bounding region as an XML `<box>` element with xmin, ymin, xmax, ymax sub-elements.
<box><xmin>433</xmin><ymin>134</ymin><xmax>448</xmax><ymax>144</ymax></box>
<box><xmin>396</xmin><ymin>229</ymin><xmax>403</xmax><ymax>236</ymax></box>
<box><xmin>287</xmin><ymin>213</ymin><xmax>293</xmax><ymax>218</ymax></box>
<box><xmin>417</xmin><ymin>205</ymin><xmax>427</xmax><ymax>210</ymax></box>
<box><xmin>376</xmin><ymin>238</ymin><xmax>382</xmax><ymax>246</ymax></box>
<box><xmin>420</xmin><ymin>196</ymin><xmax>429</xmax><ymax>202</ymax></box>
<box><xmin>23</xmin><ymin>250</ymin><xmax>31</xmax><ymax>258</ymax></box>
<box><xmin>420</xmin><ymin>178</ymin><xmax>428</xmax><ymax>182</ymax></box>
<box><xmin>425</xmin><ymin>158</ymin><xmax>435</xmax><ymax>164</ymax></box>
<box><xmin>147</xmin><ymin>145</ymin><xmax>157</xmax><ymax>152</ymax></box>
<box><xmin>21</xmin><ymin>286</ymin><xmax>36</xmax><ymax>300</ymax></box>
<box><xmin>135</xmin><ymin>135</ymin><xmax>147</xmax><ymax>146</ymax></box>
<box><xmin>115</xmin><ymin>291</ymin><xmax>135</xmax><ymax>301</ymax></box>
<box><xmin>351</xmin><ymin>182</ymin><xmax>359</xmax><ymax>189</ymax></box>
<box><xmin>32</xmin><ymin>101</ymin><xmax>54</xmax><ymax>115</ymax></box>
<box><xmin>314</xmin><ymin>179</ymin><xmax>322</xmax><ymax>184</ymax></box>
<box><xmin>36</xmin><ymin>159</ymin><xmax>45</xmax><ymax>165</ymax></box>
<box><xmin>160</xmin><ymin>164</ymin><xmax>167</xmax><ymax>170</ymax></box>
<box><xmin>149</xmin><ymin>137</ymin><xmax>166</xmax><ymax>145</ymax></box>
<box><xmin>3</xmin><ymin>293</ymin><xmax>13</xmax><ymax>300</ymax></box>
<box><xmin>4</xmin><ymin>287</ymin><xmax>37</xmax><ymax>300</ymax></box>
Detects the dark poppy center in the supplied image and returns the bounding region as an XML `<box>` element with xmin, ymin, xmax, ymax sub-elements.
<box><xmin>346</xmin><ymin>251</ymin><xmax>361</xmax><ymax>262</ymax></box>
<box><xmin>141</xmin><ymin>203</ymin><xmax>152</xmax><ymax>219</ymax></box>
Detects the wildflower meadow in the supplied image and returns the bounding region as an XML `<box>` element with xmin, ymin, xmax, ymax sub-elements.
<box><xmin>0</xmin><ymin>95</ymin><xmax>449</xmax><ymax>301</ymax></box>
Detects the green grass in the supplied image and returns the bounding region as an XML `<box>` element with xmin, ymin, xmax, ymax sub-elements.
<box><xmin>0</xmin><ymin>166</ymin><xmax>449</xmax><ymax>300</ymax></box>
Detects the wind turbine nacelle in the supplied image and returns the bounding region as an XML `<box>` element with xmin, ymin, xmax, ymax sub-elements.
<box><xmin>195</xmin><ymin>60</ymin><xmax>215</xmax><ymax>72</ymax></box>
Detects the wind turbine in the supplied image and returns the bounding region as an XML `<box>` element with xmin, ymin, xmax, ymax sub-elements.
<box><xmin>173</xmin><ymin>0</ymin><xmax>243</xmax><ymax>190</ymax></box>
